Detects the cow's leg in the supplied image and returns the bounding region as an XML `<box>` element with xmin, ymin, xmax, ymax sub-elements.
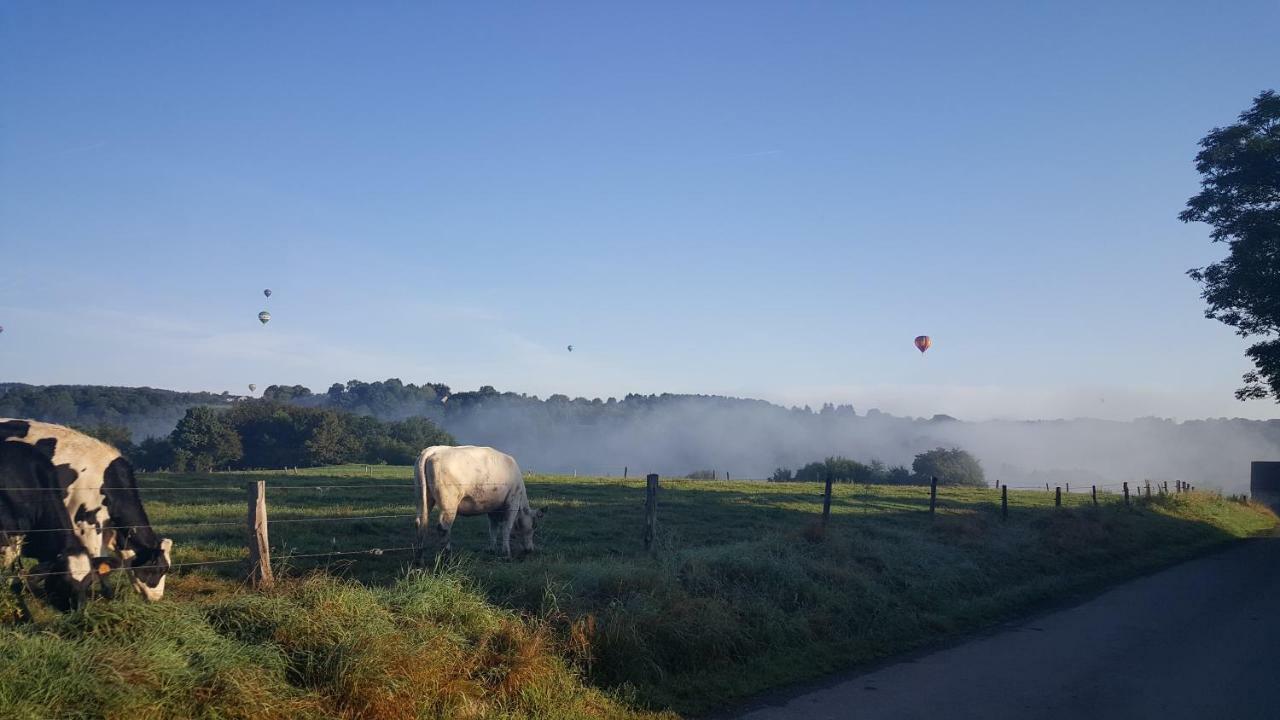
<box><xmin>487</xmin><ymin>512</ymin><xmax>505</xmax><ymax>554</ymax></box>
<box><xmin>436</xmin><ymin>506</ymin><xmax>457</xmax><ymax>554</ymax></box>
<box><xmin>415</xmin><ymin>493</ymin><xmax>440</xmax><ymax>565</ymax></box>
<box><xmin>499</xmin><ymin>505</ymin><xmax>518</xmax><ymax>560</ymax></box>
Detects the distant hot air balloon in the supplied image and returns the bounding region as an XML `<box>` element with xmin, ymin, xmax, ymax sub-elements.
<box><xmin>263</xmin><ymin>289</ymin><xmax>272</xmax><ymax>298</ymax></box>
<box><xmin>248</xmin><ymin>384</ymin><xmax>257</xmax><ymax>393</ymax></box>
<box><xmin>0</xmin><ymin>325</ymin><xmax>4</xmax><ymax>335</ymax></box>
<box><xmin>258</xmin><ymin>311</ymin><xmax>271</xmax><ymax>325</ymax></box>
<box><xmin>914</xmin><ymin>335</ymin><xmax>932</xmax><ymax>354</ymax></box>
<box><xmin>567</xmin><ymin>344</ymin><xmax>574</xmax><ymax>352</ymax></box>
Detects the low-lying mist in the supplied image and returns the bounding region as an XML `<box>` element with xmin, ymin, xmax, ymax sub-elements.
<box><xmin>6</xmin><ymin>381</ymin><xmax>1277</xmax><ymax>493</ymax></box>
<box><xmin>438</xmin><ymin>395</ymin><xmax>1280</xmax><ymax>494</ymax></box>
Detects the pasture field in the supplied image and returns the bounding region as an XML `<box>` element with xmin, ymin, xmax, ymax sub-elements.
<box><xmin>0</xmin><ymin>467</ymin><xmax>1274</xmax><ymax>719</ymax></box>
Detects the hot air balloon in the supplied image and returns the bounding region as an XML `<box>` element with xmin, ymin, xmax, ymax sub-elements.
<box><xmin>914</xmin><ymin>335</ymin><xmax>931</xmax><ymax>354</ymax></box>
<box><xmin>0</xmin><ymin>325</ymin><xmax>4</xmax><ymax>335</ymax></box>
<box><xmin>263</xmin><ymin>289</ymin><xmax>272</xmax><ymax>298</ymax></box>
<box><xmin>258</xmin><ymin>311</ymin><xmax>271</xmax><ymax>325</ymax></box>
<box><xmin>248</xmin><ymin>384</ymin><xmax>257</xmax><ymax>393</ymax></box>
<box><xmin>567</xmin><ymin>345</ymin><xmax>574</xmax><ymax>352</ymax></box>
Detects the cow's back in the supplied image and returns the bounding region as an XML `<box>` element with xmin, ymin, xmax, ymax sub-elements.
<box><xmin>1</xmin><ymin>419</ymin><xmax>124</xmax><ymax>556</ymax></box>
<box><xmin>419</xmin><ymin>445</ymin><xmax>525</xmax><ymax>514</ymax></box>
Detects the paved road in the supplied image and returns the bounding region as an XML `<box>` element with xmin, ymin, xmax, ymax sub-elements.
<box><xmin>736</xmin><ymin>538</ymin><xmax>1280</xmax><ymax>720</ymax></box>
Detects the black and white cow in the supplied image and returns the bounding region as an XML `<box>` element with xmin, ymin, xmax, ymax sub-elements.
<box><xmin>0</xmin><ymin>440</ymin><xmax>102</xmax><ymax>612</ymax></box>
<box><xmin>0</xmin><ymin>419</ymin><xmax>172</xmax><ymax>602</ymax></box>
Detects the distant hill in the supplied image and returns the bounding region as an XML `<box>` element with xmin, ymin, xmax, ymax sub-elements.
<box><xmin>2</xmin><ymin>379</ymin><xmax>1278</xmax><ymax>492</ymax></box>
<box><xmin>0</xmin><ymin>384</ymin><xmax>235</xmax><ymax>440</ymax></box>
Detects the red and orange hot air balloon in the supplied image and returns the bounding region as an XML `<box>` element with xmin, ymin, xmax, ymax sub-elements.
<box><xmin>914</xmin><ymin>335</ymin><xmax>932</xmax><ymax>354</ymax></box>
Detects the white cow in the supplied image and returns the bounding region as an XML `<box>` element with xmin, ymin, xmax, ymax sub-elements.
<box><xmin>413</xmin><ymin>445</ymin><xmax>542</xmax><ymax>558</ymax></box>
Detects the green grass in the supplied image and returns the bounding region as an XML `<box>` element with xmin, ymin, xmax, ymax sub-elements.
<box><xmin>0</xmin><ymin>465</ymin><xmax>1273</xmax><ymax>718</ymax></box>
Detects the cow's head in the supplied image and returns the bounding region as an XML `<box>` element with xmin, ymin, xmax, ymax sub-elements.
<box><xmin>127</xmin><ymin>538</ymin><xmax>172</xmax><ymax>602</ymax></box>
<box><xmin>516</xmin><ymin>506</ymin><xmax>546</xmax><ymax>553</ymax></box>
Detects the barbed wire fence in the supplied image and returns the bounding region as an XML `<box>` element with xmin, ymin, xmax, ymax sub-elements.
<box><xmin>6</xmin><ymin>470</ymin><xmax>1204</xmax><ymax>589</ymax></box>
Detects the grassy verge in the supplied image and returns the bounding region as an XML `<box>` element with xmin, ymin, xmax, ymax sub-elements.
<box><xmin>0</xmin><ymin>571</ymin><xmax>669</xmax><ymax>720</ymax></box>
<box><xmin>0</xmin><ymin>467</ymin><xmax>1272</xmax><ymax>717</ymax></box>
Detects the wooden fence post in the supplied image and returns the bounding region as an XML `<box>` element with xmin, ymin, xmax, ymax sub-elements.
<box><xmin>1001</xmin><ymin>484</ymin><xmax>1008</xmax><ymax>521</ymax></box>
<box><xmin>929</xmin><ymin>476</ymin><xmax>938</xmax><ymax>516</ymax></box>
<box><xmin>1055</xmin><ymin>486</ymin><xmax>1061</xmax><ymax>507</ymax></box>
<box><xmin>1046</xmin><ymin>482</ymin><xmax>1050</xmax><ymax>492</ymax></box>
<box><xmin>644</xmin><ymin>474</ymin><xmax>659</xmax><ymax>551</ymax></box>
<box><xmin>246</xmin><ymin>481</ymin><xmax>273</xmax><ymax>589</ymax></box>
<box><xmin>623</xmin><ymin>466</ymin><xmax>628</xmax><ymax>479</ymax></box>
<box><xmin>1163</xmin><ymin>481</ymin><xmax>1169</xmax><ymax>495</ymax></box>
<box><xmin>1092</xmin><ymin>485</ymin><xmax>1098</xmax><ymax>506</ymax></box>
<box><xmin>1066</xmin><ymin>483</ymin><xmax>1070</xmax><ymax>494</ymax></box>
<box><xmin>822</xmin><ymin>473</ymin><xmax>834</xmax><ymax>527</ymax></box>
<box><xmin>1145</xmin><ymin>479</ymin><xmax>1151</xmax><ymax>498</ymax></box>
<box><xmin>1123</xmin><ymin>481</ymin><xmax>1130</xmax><ymax>507</ymax></box>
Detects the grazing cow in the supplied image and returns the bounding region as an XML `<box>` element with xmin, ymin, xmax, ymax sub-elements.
<box><xmin>0</xmin><ymin>440</ymin><xmax>103</xmax><ymax>612</ymax></box>
<box><xmin>0</xmin><ymin>419</ymin><xmax>172</xmax><ymax>602</ymax></box>
<box><xmin>414</xmin><ymin>445</ymin><xmax>543</xmax><ymax>558</ymax></box>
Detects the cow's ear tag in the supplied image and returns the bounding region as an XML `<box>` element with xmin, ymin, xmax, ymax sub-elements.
<box><xmin>93</xmin><ymin>557</ymin><xmax>120</xmax><ymax>575</ymax></box>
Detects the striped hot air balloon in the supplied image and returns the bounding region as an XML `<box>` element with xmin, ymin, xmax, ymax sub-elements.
<box><xmin>258</xmin><ymin>311</ymin><xmax>271</xmax><ymax>325</ymax></box>
<box><xmin>914</xmin><ymin>335</ymin><xmax>932</xmax><ymax>354</ymax></box>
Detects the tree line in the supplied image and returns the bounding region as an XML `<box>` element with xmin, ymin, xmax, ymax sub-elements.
<box><xmin>768</xmin><ymin>447</ymin><xmax>986</xmax><ymax>487</ymax></box>
<box><xmin>76</xmin><ymin>401</ymin><xmax>455</xmax><ymax>472</ymax></box>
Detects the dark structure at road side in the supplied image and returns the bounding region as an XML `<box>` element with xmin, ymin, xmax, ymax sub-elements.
<box><xmin>1251</xmin><ymin>461</ymin><xmax>1280</xmax><ymax>511</ymax></box>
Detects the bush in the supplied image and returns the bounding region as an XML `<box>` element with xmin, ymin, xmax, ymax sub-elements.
<box><xmin>912</xmin><ymin>447</ymin><xmax>985</xmax><ymax>486</ymax></box>
<box><xmin>768</xmin><ymin>468</ymin><xmax>793</xmax><ymax>482</ymax></box>
<box><xmin>789</xmin><ymin>456</ymin><xmax>917</xmax><ymax>484</ymax></box>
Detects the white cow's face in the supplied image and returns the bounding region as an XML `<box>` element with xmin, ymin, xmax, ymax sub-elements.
<box><xmin>130</xmin><ymin>538</ymin><xmax>172</xmax><ymax>602</ymax></box>
<box><xmin>517</xmin><ymin>507</ymin><xmax>546</xmax><ymax>551</ymax></box>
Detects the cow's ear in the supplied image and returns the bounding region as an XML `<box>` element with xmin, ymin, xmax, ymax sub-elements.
<box><xmin>160</xmin><ymin>538</ymin><xmax>174</xmax><ymax>554</ymax></box>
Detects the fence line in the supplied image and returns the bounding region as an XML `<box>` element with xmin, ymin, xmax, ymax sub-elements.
<box><xmin>6</xmin><ymin>513</ymin><xmax>419</xmax><ymax>535</ymax></box>
<box><xmin>5</xmin><ymin>470</ymin><xmax>1207</xmax><ymax>590</ymax></box>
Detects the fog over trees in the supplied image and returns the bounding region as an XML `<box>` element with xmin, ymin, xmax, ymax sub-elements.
<box><xmin>3</xmin><ymin>379</ymin><xmax>1277</xmax><ymax>492</ymax></box>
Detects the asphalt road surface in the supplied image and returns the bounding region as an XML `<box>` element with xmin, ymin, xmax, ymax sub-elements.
<box><xmin>735</xmin><ymin>537</ymin><xmax>1280</xmax><ymax>720</ymax></box>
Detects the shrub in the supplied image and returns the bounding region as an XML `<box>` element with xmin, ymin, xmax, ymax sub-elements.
<box><xmin>911</xmin><ymin>447</ymin><xmax>985</xmax><ymax>486</ymax></box>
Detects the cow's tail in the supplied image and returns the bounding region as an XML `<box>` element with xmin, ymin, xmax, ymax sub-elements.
<box><xmin>412</xmin><ymin>449</ymin><xmax>436</xmax><ymax>564</ymax></box>
<box><xmin>413</xmin><ymin>449</ymin><xmax>435</xmax><ymax>524</ymax></box>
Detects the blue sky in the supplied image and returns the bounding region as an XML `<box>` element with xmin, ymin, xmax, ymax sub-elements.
<box><xmin>2</xmin><ymin>1</ymin><xmax>1278</xmax><ymax>420</ymax></box>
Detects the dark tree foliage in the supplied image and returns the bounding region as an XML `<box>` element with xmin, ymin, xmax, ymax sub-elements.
<box><xmin>0</xmin><ymin>384</ymin><xmax>231</xmax><ymax>438</ymax></box>
<box><xmin>165</xmin><ymin>401</ymin><xmax>456</xmax><ymax>470</ymax></box>
<box><xmin>911</xmin><ymin>447</ymin><xmax>986</xmax><ymax>487</ymax></box>
<box><xmin>72</xmin><ymin>423</ymin><xmax>134</xmax><ymax>454</ymax></box>
<box><xmin>1181</xmin><ymin>90</ymin><xmax>1280</xmax><ymax>401</ymax></box>
<box><xmin>261</xmin><ymin>384</ymin><xmax>313</xmax><ymax>401</ymax></box>
<box><xmin>777</xmin><ymin>456</ymin><xmax>917</xmax><ymax>485</ymax></box>
<box><xmin>131</xmin><ymin>437</ymin><xmax>175</xmax><ymax>472</ymax></box>
<box><xmin>171</xmin><ymin>407</ymin><xmax>243</xmax><ymax>472</ymax></box>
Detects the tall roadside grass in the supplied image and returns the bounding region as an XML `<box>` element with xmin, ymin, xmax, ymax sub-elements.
<box><xmin>0</xmin><ymin>571</ymin><xmax>671</xmax><ymax>720</ymax></box>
